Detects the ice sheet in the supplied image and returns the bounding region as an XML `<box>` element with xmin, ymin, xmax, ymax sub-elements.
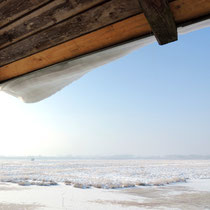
<box><xmin>0</xmin><ymin>160</ymin><xmax>210</xmax><ymax>210</ymax></box>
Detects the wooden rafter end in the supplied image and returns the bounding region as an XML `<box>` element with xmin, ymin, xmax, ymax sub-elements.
<box><xmin>138</xmin><ymin>0</ymin><xmax>178</xmax><ymax>45</ymax></box>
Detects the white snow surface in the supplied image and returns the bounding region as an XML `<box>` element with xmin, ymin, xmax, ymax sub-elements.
<box><xmin>0</xmin><ymin>159</ymin><xmax>210</xmax><ymax>189</ymax></box>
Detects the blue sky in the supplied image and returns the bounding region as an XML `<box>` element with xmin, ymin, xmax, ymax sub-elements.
<box><xmin>0</xmin><ymin>27</ymin><xmax>209</xmax><ymax>156</ymax></box>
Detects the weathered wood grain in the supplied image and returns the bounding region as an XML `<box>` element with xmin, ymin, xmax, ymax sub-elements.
<box><xmin>0</xmin><ymin>0</ymin><xmax>52</xmax><ymax>28</ymax></box>
<box><xmin>170</xmin><ymin>0</ymin><xmax>210</xmax><ymax>23</ymax></box>
<box><xmin>0</xmin><ymin>15</ymin><xmax>151</xmax><ymax>82</ymax></box>
<box><xmin>0</xmin><ymin>0</ymin><xmax>107</xmax><ymax>50</ymax></box>
<box><xmin>139</xmin><ymin>0</ymin><xmax>177</xmax><ymax>45</ymax></box>
<box><xmin>0</xmin><ymin>0</ymin><xmax>210</xmax><ymax>82</ymax></box>
<box><xmin>0</xmin><ymin>0</ymin><xmax>141</xmax><ymax>67</ymax></box>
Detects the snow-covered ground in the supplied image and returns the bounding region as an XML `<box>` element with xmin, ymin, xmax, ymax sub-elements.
<box><xmin>0</xmin><ymin>159</ymin><xmax>210</xmax><ymax>188</ymax></box>
<box><xmin>0</xmin><ymin>159</ymin><xmax>210</xmax><ymax>209</ymax></box>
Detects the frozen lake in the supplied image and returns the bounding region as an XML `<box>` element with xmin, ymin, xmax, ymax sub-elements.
<box><xmin>0</xmin><ymin>159</ymin><xmax>210</xmax><ymax>209</ymax></box>
<box><xmin>0</xmin><ymin>159</ymin><xmax>210</xmax><ymax>188</ymax></box>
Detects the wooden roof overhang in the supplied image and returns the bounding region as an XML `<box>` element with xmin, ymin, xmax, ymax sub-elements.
<box><xmin>0</xmin><ymin>0</ymin><xmax>209</xmax><ymax>83</ymax></box>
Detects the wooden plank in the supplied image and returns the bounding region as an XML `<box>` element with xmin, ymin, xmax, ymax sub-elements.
<box><xmin>0</xmin><ymin>0</ymin><xmax>52</xmax><ymax>28</ymax></box>
<box><xmin>139</xmin><ymin>0</ymin><xmax>177</xmax><ymax>45</ymax></box>
<box><xmin>0</xmin><ymin>0</ymin><xmax>141</xmax><ymax>67</ymax></box>
<box><xmin>0</xmin><ymin>0</ymin><xmax>210</xmax><ymax>82</ymax></box>
<box><xmin>0</xmin><ymin>15</ymin><xmax>151</xmax><ymax>82</ymax></box>
<box><xmin>0</xmin><ymin>0</ymin><xmax>107</xmax><ymax>50</ymax></box>
<box><xmin>170</xmin><ymin>0</ymin><xmax>210</xmax><ymax>23</ymax></box>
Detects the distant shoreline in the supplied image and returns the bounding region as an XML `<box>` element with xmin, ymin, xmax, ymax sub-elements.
<box><xmin>0</xmin><ymin>155</ymin><xmax>210</xmax><ymax>160</ymax></box>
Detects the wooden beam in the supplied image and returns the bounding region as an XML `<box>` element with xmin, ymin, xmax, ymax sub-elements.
<box><xmin>170</xmin><ymin>0</ymin><xmax>210</xmax><ymax>24</ymax></box>
<box><xmin>0</xmin><ymin>15</ymin><xmax>151</xmax><ymax>82</ymax></box>
<box><xmin>0</xmin><ymin>0</ymin><xmax>141</xmax><ymax>67</ymax></box>
<box><xmin>138</xmin><ymin>0</ymin><xmax>177</xmax><ymax>45</ymax></box>
<box><xmin>0</xmin><ymin>0</ymin><xmax>52</xmax><ymax>28</ymax></box>
<box><xmin>0</xmin><ymin>0</ymin><xmax>107</xmax><ymax>50</ymax></box>
<box><xmin>0</xmin><ymin>0</ymin><xmax>210</xmax><ymax>82</ymax></box>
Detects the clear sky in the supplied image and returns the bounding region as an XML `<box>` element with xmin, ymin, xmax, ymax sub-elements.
<box><xmin>0</xmin><ymin>27</ymin><xmax>209</xmax><ymax>157</ymax></box>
